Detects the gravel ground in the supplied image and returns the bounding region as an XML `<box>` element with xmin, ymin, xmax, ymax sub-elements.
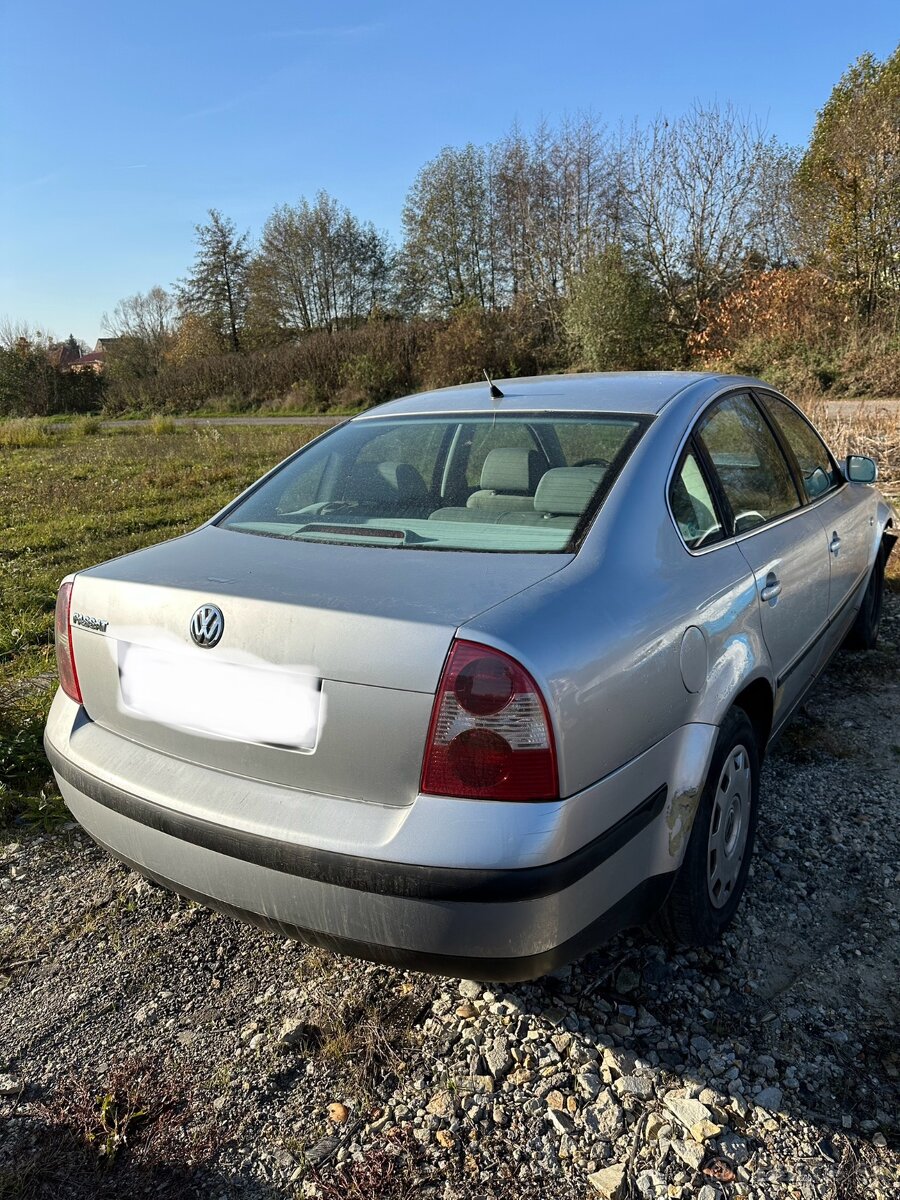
<box><xmin>1</xmin><ymin>599</ymin><xmax>899</xmax><ymax>1200</ymax></box>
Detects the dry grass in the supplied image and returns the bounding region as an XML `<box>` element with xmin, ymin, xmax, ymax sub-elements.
<box><xmin>800</xmin><ymin>398</ymin><xmax>900</xmax><ymax>590</ymax></box>
<box><xmin>147</xmin><ymin>414</ymin><xmax>176</xmax><ymax>435</ymax></box>
<box><xmin>803</xmin><ymin>397</ymin><xmax>900</xmax><ymax>489</ymax></box>
<box><xmin>0</xmin><ymin>419</ymin><xmax>52</xmax><ymax>449</ymax></box>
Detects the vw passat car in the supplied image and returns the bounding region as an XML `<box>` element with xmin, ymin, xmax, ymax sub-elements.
<box><xmin>45</xmin><ymin>373</ymin><xmax>896</xmax><ymax>980</ymax></box>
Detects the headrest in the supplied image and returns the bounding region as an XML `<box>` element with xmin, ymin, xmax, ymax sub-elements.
<box><xmin>534</xmin><ymin>467</ymin><xmax>605</xmax><ymax>515</ymax></box>
<box><xmin>480</xmin><ymin>447</ymin><xmax>547</xmax><ymax>493</ymax></box>
<box><xmin>346</xmin><ymin>461</ymin><xmax>428</xmax><ymax>502</ymax></box>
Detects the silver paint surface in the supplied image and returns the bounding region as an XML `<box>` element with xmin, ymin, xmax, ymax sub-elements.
<box><xmin>46</xmin><ymin>370</ymin><xmax>898</xmax><ymax>969</ymax></box>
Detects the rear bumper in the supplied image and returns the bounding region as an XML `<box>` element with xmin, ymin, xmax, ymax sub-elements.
<box><xmin>44</xmin><ymin>692</ymin><xmax>717</xmax><ymax>981</ymax></box>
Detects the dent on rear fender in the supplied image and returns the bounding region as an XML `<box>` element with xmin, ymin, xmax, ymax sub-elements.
<box><xmin>663</xmin><ymin>724</ymin><xmax>718</xmax><ymax>859</ymax></box>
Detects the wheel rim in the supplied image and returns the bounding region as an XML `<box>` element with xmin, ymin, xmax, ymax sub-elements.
<box><xmin>707</xmin><ymin>744</ymin><xmax>752</xmax><ymax>909</ymax></box>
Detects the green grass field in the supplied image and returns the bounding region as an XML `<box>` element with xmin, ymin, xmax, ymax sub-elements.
<box><xmin>0</xmin><ymin>423</ymin><xmax>319</xmax><ymax>825</ymax></box>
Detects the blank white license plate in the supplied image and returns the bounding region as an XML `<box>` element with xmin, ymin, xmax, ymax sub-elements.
<box><xmin>117</xmin><ymin>642</ymin><xmax>323</xmax><ymax>751</ymax></box>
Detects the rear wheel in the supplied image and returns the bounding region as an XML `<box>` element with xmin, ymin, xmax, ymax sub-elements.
<box><xmin>653</xmin><ymin>707</ymin><xmax>760</xmax><ymax>945</ymax></box>
<box><xmin>844</xmin><ymin>546</ymin><xmax>885</xmax><ymax>651</ymax></box>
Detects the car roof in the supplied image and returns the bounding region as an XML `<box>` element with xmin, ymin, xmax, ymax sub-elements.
<box><xmin>355</xmin><ymin>371</ymin><xmax>742</xmax><ymax>420</ymax></box>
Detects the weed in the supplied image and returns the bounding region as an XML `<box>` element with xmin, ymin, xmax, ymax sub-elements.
<box><xmin>148</xmin><ymin>414</ymin><xmax>176</xmax><ymax>435</ymax></box>
<box><xmin>0</xmin><ymin>418</ymin><xmax>51</xmax><ymax>449</ymax></box>
<box><xmin>70</xmin><ymin>414</ymin><xmax>102</xmax><ymax>439</ymax></box>
<box><xmin>311</xmin><ymin>1124</ymin><xmax>432</xmax><ymax>1200</ymax></box>
<box><xmin>0</xmin><ymin>1057</ymin><xmax>221</xmax><ymax>1199</ymax></box>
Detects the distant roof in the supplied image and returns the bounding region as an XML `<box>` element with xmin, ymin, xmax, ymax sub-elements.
<box><xmin>71</xmin><ymin>351</ymin><xmax>105</xmax><ymax>366</ymax></box>
<box><xmin>46</xmin><ymin>341</ymin><xmax>81</xmax><ymax>368</ymax></box>
<box><xmin>358</xmin><ymin>371</ymin><xmax>725</xmax><ymax>419</ymax></box>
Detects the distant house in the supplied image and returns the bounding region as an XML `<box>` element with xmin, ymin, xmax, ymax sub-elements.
<box><xmin>68</xmin><ymin>338</ymin><xmax>122</xmax><ymax>374</ymax></box>
<box><xmin>69</xmin><ymin>350</ymin><xmax>107</xmax><ymax>374</ymax></box>
<box><xmin>47</xmin><ymin>341</ymin><xmax>83</xmax><ymax>370</ymax></box>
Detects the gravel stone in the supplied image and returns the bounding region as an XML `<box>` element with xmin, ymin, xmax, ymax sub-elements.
<box><xmin>2</xmin><ymin>594</ymin><xmax>900</xmax><ymax>1198</ymax></box>
<box><xmin>587</xmin><ymin>1162</ymin><xmax>627</xmax><ymax>1198</ymax></box>
<box><xmin>754</xmin><ymin>1086</ymin><xmax>784</xmax><ymax>1112</ymax></box>
<box><xmin>663</xmin><ymin>1095</ymin><xmax>712</xmax><ymax>1129</ymax></box>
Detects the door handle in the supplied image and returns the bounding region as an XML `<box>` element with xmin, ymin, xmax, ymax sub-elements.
<box><xmin>830</xmin><ymin>532</ymin><xmax>841</xmax><ymax>556</ymax></box>
<box><xmin>760</xmin><ymin>572</ymin><xmax>782</xmax><ymax>604</ymax></box>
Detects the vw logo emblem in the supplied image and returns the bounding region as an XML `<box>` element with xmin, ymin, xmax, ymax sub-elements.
<box><xmin>190</xmin><ymin>604</ymin><xmax>224</xmax><ymax>648</ymax></box>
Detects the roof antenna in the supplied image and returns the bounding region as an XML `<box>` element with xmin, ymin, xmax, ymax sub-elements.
<box><xmin>483</xmin><ymin>369</ymin><xmax>504</xmax><ymax>400</ymax></box>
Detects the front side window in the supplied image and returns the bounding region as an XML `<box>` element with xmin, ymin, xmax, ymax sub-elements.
<box><xmin>670</xmin><ymin>448</ymin><xmax>724</xmax><ymax>549</ymax></box>
<box><xmin>220</xmin><ymin>413</ymin><xmax>647</xmax><ymax>553</ymax></box>
<box><xmin>759</xmin><ymin>394</ymin><xmax>841</xmax><ymax>501</ymax></box>
<box><xmin>699</xmin><ymin>393</ymin><xmax>801</xmax><ymax>534</ymax></box>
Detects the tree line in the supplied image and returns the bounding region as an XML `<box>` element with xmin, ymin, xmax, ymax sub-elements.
<box><xmin>2</xmin><ymin>46</ymin><xmax>898</xmax><ymax>418</ymax></box>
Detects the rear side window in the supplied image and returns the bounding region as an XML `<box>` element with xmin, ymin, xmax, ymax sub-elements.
<box><xmin>759</xmin><ymin>394</ymin><xmax>841</xmax><ymax>501</ymax></box>
<box><xmin>670</xmin><ymin>449</ymin><xmax>724</xmax><ymax>549</ymax></box>
<box><xmin>699</xmin><ymin>393</ymin><xmax>801</xmax><ymax>534</ymax></box>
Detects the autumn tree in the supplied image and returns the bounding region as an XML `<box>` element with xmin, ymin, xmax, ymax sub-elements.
<box><xmin>178</xmin><ymin>209</ymin><xmax>251</xmax><ymax>351</ymax></box>
<box><xmin>400</xmin><ymin>144</ymin><xmax>503</xmax><ymax>313</ymax></box>
<box><xmin>796</xmin><ymin>47</ymin><xmax>900</xmax><ymax>323</ymax></box>
<box><xmin>493</xmin><ymin>118</ymin><xmax>624</xmax><ymax>308</ymax></box>
<box><xmin>252</xmin><ymin>191</ymin><xmax>391</xmax><ymax>336</ymax></box>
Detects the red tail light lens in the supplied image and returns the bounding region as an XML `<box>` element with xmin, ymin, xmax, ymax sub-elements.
<box><xmin>421</xmin><ymin>640</ymin><xmax>558</xmax><ymax>801</ymax></box>
<box><xmin>54</xmin><ymin>581</ymin><xmax>83</xmax><ymax>704</ymax></box>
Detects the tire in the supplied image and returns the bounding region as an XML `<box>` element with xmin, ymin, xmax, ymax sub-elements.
<box><xmin>844</xmin><ymin>545</ymin><xmax>885</xmax><ymax>652</ymax></box>
<box><xmin>652</xmin><ymin>707</ymin><xmax>760</xmax><ymax>946</ymax></box>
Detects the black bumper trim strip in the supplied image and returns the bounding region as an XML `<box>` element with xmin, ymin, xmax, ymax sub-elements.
<box><xmin>87</xmin><ymin>833</ymin><xmax>675</xmax><ymax>982</ymax></box>
<box><xmin>45</xmin><ymin>734</ymin><xmax>666</xmax><ymax>905</ymax></box>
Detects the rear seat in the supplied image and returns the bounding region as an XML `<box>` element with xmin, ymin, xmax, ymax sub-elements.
<box><xmin>430</xmin><ymin>447</ymin><xmax>548</xmax><ymax>521</ymax></box>
<box><xmin>497</xmin><ymin>466</ymin><xmax>605</xmax><ymax>527</ymax></box>
<box><xmin>430</xmin><ymin>465</ymin><xmax>605</xmax><ymax>528</ymax></box>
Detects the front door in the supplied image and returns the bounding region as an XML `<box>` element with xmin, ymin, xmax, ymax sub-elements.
<box><xmin>697</xmin><ymin>392</ymin><xmax>832</xmax><ymax>725</ymax></box>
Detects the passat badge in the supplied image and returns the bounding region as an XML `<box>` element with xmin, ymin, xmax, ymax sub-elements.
<box><xmin>190</xmin><ymin>604</ymin><xmax>224</xmax><ymax>648</ymax></box>
<box><xmin>72</xmin><ymin>612</ymin><xmax>108</xmax><ymax>633</ymax></box>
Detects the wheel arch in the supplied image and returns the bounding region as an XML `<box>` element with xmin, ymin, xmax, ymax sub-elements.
<box><xmin>731</xmin><ymin>677</ymin><xmax>775</xmax><ymax>757</ymax></box>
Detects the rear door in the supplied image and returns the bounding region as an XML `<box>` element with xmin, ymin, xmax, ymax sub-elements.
<box><xmin>757</xmin><ymin>392</ymin><xmax>873</xmax><ymax>644</ymax></box>
<box><xmin>696</xmin><ymin>392</ymin><xmax>831</xmax><ymax>724</ymax></box>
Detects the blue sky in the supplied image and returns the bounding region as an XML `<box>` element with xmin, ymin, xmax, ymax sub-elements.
<box><xmin>1</xmin><ymin>0</ymin><xmax>897</xmax><ymax>344</ymax></box>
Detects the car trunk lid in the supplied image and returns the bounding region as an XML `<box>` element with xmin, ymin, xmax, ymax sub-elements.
<box><xmin>67</xmin><ymin>525</ymin><xmax>570</xmax><ymax>805</ymax></box>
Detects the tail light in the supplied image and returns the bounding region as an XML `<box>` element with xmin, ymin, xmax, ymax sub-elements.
<box><xmin>55</xmin><ymin>581</ymin><xmax>83</xmax><ymax>704</ymax></box>
<box><xmin>421</xmin><ymin>640</ymin><xmax>558</xmax><ymax>801</ymax></box>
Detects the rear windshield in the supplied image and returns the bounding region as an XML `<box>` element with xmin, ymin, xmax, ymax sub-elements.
<box><xmin>219</xmin><ymin>412</ymin><xmax>647</xmax><ymax>553</ymax></box>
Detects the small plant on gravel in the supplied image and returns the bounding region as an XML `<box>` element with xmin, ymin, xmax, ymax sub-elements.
<box><xmin>311</xmin><ymin>1124</ymin><xmax>434</xmax><ymax>1200</ymax></box>
<box><xmin>39</xmin><ymin>1056</ymin><xmax>219</xmax><ymax>1171</ymax></box>
<box><xmin>317</xmin><ymin>979</ymin><xmax>436</xmax><ymax>1098</ymax></box>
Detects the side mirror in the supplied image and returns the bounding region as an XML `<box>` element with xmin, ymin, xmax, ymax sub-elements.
<box><xmin>845</xmin><ymin>455</ymin><xmax>878</xmax><ymax>484</ymax></box>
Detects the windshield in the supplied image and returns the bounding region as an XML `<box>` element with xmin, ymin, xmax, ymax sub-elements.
<box><xmin>219</xmin><ymin>412</ymin><xmax>648</xmax><ymax>553</ymax></box>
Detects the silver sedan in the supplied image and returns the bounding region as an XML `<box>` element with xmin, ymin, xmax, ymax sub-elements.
<box><xmin>45</xmin><ymin>372</ymin><xmax>896</xmax><ymax>980</ymax></box>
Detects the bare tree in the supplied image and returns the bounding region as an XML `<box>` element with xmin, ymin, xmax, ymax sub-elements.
<box><xmin>103</xmin><ymin>286</ymin><xmax>178</xmax><ymax>375</ymax></box>
<box><xmin>623</xmin><ymin>104</ymin><xmax>790</xmax><ymax>336</ymax></box>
